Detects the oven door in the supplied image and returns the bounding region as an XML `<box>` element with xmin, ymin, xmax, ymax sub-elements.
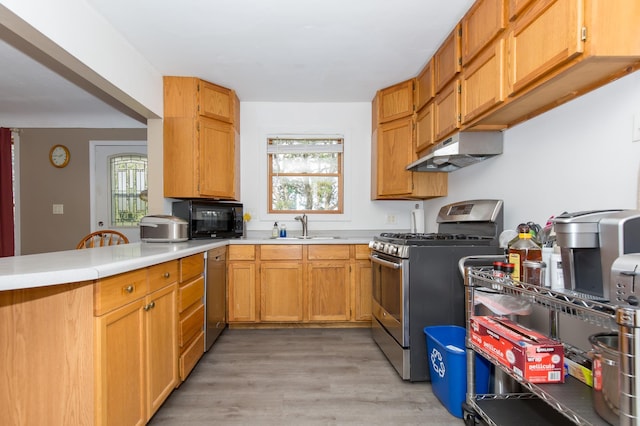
<box><xmin>370</xmin><ymin>251</ymin><xmax>409</xmax><ymax>347</ymax></box>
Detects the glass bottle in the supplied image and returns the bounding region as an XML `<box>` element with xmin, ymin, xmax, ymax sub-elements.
<box><xmin>508</xmin><ymin>231</ymin><xmax>542</xmax><ymax>282</ymax></box>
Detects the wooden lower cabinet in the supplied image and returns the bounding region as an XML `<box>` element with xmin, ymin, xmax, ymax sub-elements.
<box><xmin>95</xmin><ymin>267</ymin><xmax>178</xmax><ymax>425</ymax></box>
<box><xmin>354</xmin><ymin>260</ymin><xmax>373</xmax><ymax>321</ymax></box>
<box><xmin>227</xmin><ymin>244</ymin><xmax>372</xmax><ymax>326</ymax></box>
<box><xmin>177</xmin><ymin>253</ymin><xmax>205</xmax><ymax>381</ymax></box>
<box><xmin>307</xmin><ymin>261</ymin><xmax>350</xmax><ymax>321</ymax></box>
<box><xmin>261</xmin><ymin>262</ymin><xmax>304</xmax><ymax>321</ymax></box>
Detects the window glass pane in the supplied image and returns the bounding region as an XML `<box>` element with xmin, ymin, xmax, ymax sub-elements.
<box><xmin>272</xmin><ymin>152</ymin><xmax>338</xmax><ymax>174</ymax></box>
<box><xmin>272</xmin><ymin>175</ymin><xmax>339</xmax><ymax>211</ymax></box>
<box><xmin>110</xmin><ymin>155</ymin><xmax>148</xmax><ymax>227</ymax></box>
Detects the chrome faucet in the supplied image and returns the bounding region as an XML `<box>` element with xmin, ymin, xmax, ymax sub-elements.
<box><xmin>295</xmin><ymin>214</ymin><xmax>309</xmax><ymax>237</ymax></box>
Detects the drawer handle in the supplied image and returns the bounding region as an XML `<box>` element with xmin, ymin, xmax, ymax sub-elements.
<box><xmin>144</xmin><ymin>301</ymin><xmax>156</xmax><ymax>311</ymax></box>
<box><xmin>163</xmin><ymin>272</ymin><xmax>170</xmax><ymax>278</ymax></box>
<box><xmin>125</xmin><ymin>285</ymin><xmax>135</xmax><ymax>293</ymax></box>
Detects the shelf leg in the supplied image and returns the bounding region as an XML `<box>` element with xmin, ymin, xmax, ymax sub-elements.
<box><xmin>617</xmin><ymin>307</ymin><xmax>640</xmax><ymax>426</ymax></box>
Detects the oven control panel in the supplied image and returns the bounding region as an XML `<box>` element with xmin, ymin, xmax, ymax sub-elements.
<box><xmin>369</xmin><ymin>241</ymin><xmax>410</xmax><ymax>258</ymax></box>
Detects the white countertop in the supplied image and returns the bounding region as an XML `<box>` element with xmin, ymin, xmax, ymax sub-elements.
<box><xmin>0</xmin><ymin>236</ymin><xmax>373</xmax><ymax>291</ymax></box>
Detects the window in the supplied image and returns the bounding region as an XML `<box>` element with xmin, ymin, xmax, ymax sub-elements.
<box><xmin>110</xmin><ymin>154</ymin><xmax>148</xmax><ymax>226</ymax></box>
<box><xmin>268</xmin><ymin>137</ymin><xmax>343</xmax><ymax>213</ymax></box>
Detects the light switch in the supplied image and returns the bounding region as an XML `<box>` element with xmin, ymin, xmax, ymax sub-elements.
<box><xmin>633</xmin><ymin>112</ymin><xmax>640</xmax><ymax>142</ymax></box>
<box><xmin>52</xmin><ymin>204</ymin><xmax>64</xmax><ymax>214</ymax></box>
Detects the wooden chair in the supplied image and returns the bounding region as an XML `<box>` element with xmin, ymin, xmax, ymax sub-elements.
<box><xmin>76</xmin><ymin>230</ymin><xmax>129</xmax><ymax>249</ymax></box>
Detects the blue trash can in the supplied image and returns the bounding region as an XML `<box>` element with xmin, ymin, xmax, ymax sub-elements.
<box><xmin>424</xmin><ymin>325</ymin><xmax>490</xmax><ymax>418</ymax></box>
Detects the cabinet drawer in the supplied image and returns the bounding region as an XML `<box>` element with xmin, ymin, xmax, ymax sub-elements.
<box><xmin>228</xmin><ymin>245</ymin><xmax>256</xmax><ymax>261</ymax></box>
<box><xmin>180</xmin><ymin>331</ymin><xmax>205</xmax><ymax>381</ymax></box>
<box><xmin>355</xmin><ymin>244</ymin><xmax>371</xmax><ymax>260</ymax></box>
<box><xmin>148</xmin><ymin>260</ymin><xmax>178</xmax><ymax>293</ymax></box>
<box><xmin>94</xmin><ymin>269</ymin><xmax>148</xmax><ymax>316</ymax></box>
<box><xmin>180</xmin><ymin>253</ymin><xmax>204</xmax><ymax>283</ymax></box>
<box><xmin>178</xmin><ymin>276</ymin><xmax>204</xmax><ymax>313</ymax></box>
<box><xmin>179</xmin><ymin>303</ymin><xmax>204</xmax><ymax>347</ymax></box>
<box><xmin>308</xmin><ymin>245</ymin><xmax>350</xmax><ymax>260</ymax></box>
<box><xmin>260</xmin><ymin>244</ymin><xmax>303</xmax><ymax>260</ymax></box>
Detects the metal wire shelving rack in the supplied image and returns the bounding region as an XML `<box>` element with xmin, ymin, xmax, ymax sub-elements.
<box><xmin>464</xmin><ymin>267</ymin><xmax>640</xmax><ymax>426</ymax></box>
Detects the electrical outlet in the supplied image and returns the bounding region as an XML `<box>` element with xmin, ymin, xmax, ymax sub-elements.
<box><xmin>52</xmin><ymin>204</ymin><xmax>64</xmax><ymax>214</ymax></box>
<box><xmin>633</xmin><ymin>112</ymin><xmax>640</xmax><ymax>142</ymax></box>
<box><xmin>386</xmin><ymin>214</ymin><xmax>397</xmax><ymax>224</ymax></box>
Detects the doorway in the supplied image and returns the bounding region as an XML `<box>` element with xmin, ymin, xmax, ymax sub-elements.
<box><xmin>90</xmin><ymin>141</ymin><xmax>148</xmax><ymax>243</ymax></box>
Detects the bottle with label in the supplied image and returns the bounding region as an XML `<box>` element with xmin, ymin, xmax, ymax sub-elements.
<box><xmin>279</xmin><ymin>223</ymin><xmax>287</xmax><ymax>238</ymax></box>
<box><xmin>508</xmin><ymin>231</ymin><xmax>542</xmax><ymax>282</ymax></box>
<box><xmin>272</xmin><ymin>222</ymin><xmax>279</xmax><ymax>238</ymax></box>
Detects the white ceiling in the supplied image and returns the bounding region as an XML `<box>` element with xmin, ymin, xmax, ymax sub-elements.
<box><xmin>0</xmin><ymin>0</ymin><xmax>474</xmax><ymax>128</ymax></box>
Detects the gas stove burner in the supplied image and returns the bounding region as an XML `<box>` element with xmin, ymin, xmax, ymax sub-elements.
<box><xmin>378</xmin><ymin>232</ymin><xmax>492</xmax><ymax>241</ymax></box>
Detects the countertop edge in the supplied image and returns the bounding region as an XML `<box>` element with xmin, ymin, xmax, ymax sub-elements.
<box><xmin>0</xmin><ymin>237</ymin><xmax>372</xmax><ymax>291</ymax></box>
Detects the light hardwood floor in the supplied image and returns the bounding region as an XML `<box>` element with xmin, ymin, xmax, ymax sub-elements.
<box><xmin>149</xmin><ymin>328</ymin><xmax>462</xmax><ymax>425</ymax></box>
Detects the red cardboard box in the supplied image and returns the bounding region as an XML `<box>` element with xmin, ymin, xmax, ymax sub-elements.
<box><xmin>470</xmin><ymin>316</ymin><xmax>564</xmax><ymax>383</ymax></box>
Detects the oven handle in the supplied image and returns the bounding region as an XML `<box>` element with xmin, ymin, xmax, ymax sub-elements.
<box><xmin>369</xmin><ymin>254</ymin><xmax>402</xmax><ymax>269</ymax></box>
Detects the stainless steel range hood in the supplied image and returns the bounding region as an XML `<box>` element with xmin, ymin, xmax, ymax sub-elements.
<box><xmin>406</xmin><ymin>131</ymin><xmax>503</xmax><ymax>172</ymax></box>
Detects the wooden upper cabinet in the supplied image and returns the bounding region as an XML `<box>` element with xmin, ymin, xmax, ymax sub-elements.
<box><xmin>374</xmin><ymin>117</ymin><xmax>415</xmax><ymax>197</ymax></box>
<box><xmin>508</xmin><ymin>0</ymin><xmax>534</xmax><ymax>20</ymax></box>
<box><xmin>461</xmin><ymin>0</ymin><xmax>507</xmax><ymax>65</ymax></box>
<box><xmin>199</xmin><ymin>80</ymin><xmax>236</xmax><ymax>123</ymax></box>
<box><xmin>376</xmin><ymin>79</ymin><xmax>414</xmax><ymax>123</ymax></box>
<box><xmin>198</xmin><ymin>117</ymin><xmax>239</xmax><ymax>198</ymax></box>
<box><xmin>163</xmin><ymin>76</ymin><xmax>240</xmax><ymax>200</ymax></box>
<box><xmin>434</xmin><ymin>79</ymin><xmax>461</xmax><ymax>142</ymax></box>
<box><xmin>414</xmin><ymin>59</ymin><xmax>435</xmax><ymax>111</ymax></box>
<box><xmin>506</xmin><ymin>0</ymin><xmax>584</xmax><ymax>96</ymax></box>
<box><xmin>434</xmin><ymin>24</ymin><xmax>462</xmax><ymax>94</ymax></box>
<box><xmin>461</xmin><ymin>38</ymin><xmax>506</xmax><ymax>125</ymax></box>
<box><xmin>415</xmin><ymin>102</ymin><xmax>434</xmax><ymax>154</ymax></box>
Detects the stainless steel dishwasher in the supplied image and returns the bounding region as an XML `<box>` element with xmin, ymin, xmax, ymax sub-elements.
<box><xmin>205</xmin><ymin>246</ymin><xmax>227</xmax><ymax>351</ymax></box>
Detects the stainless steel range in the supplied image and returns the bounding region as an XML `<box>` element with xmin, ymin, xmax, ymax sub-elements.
<box><xmin>370</xmin><ymin>199</ymin><xmax>504</xmax><ymax>381</ymax></box>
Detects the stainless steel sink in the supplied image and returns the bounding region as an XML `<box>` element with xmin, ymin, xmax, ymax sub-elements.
<box><xmin>297</xmin><ymin>236</ymin><xmax>340</xmax><ymax>240</ymax></box>
<box><xmin>265</xmin><ymin>236</ymin><xmax>341</xmax><ymax>240</ymax></box>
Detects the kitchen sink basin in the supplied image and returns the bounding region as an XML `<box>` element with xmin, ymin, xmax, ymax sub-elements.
<box><xmin>266</xmin><ymin>236</ymin><xmax>341</xmax><ymax>240</ymax></box>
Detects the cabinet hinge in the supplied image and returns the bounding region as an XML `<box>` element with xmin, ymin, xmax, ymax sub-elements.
<box><xmin>458</xmin><ymin>114</ymin><xmax>462</xmax><ymax>123</ymax></box>
<box><xmin>458</xmin><ymin>57</ymin><xmax>462</xmax><ymax>66</ymax></box>
<box><xmin>197</xmin><ymin>122</ymin><xmax>200</xmax><ymax>131</ymax></box>
<box><xmin>457</xmin><ymin>84</ymin><xmax>461</xmax><ymax>94</ymax></box>
<box><xmin>581</xmin><ymin>27</ymin><xmax>587</xmax><ymax>42</ymax></box>
<box><xmin>458</xmin><ymin>27</ymin><xmax>462</xmax><ymax>37</ymax></box>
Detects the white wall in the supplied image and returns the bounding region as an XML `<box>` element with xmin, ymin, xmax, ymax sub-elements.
<box><xmin>423</xmin><ymin>71</ymin><xmax>640</xmax><ymax>233</ymax></box>
<box><xmin>240</xmin><ymin>102</ymin><xmax>419</xmax><ymax>233</ymax></box>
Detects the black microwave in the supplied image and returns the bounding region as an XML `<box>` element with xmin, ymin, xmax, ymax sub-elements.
<box><xmin>172</xmin><ymin>200</ymin><xmax>243</xmax><ymax>239</ymax></box>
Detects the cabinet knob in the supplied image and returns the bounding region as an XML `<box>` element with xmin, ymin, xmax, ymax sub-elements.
<box><xmin>163</xmin><ymin>272</ymin><xmax>170</xmax><ymax>278</ymax></box>
<box><xmin>125</xmin><ymin>285</ymin><xmax>135</xmax><ymax>293</ymax></box>
<box><xmin>144</xmin><ymin>301</ymin><xmax>156</xmax><ymax>311</ymax></box>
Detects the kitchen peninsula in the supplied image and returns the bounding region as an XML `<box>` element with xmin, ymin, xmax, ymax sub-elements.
<box><xmin>0</xmin><ymin>236</ymin><xmax>371</xmax><ymax>426</ymax></box>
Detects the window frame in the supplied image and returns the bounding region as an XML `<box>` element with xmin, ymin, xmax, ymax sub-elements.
<box><xmin>267</xmin><ymin>136</ymin><xmax>344</xmax><ymax>214</ymax></box>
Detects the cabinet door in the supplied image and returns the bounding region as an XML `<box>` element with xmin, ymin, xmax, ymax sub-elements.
<box><xmin>415</xmin><ymin>103</ymin><xmax>434</xmax><ymax>154</ymax></box>
<box><xmin>198</xmin><ymin>117</ymin><xmax>239</xmax><ymax>199</ymax></box>
<box><xmin>434</xmin><ymin>79</ymin><xmax>461</xmax><ymax>142</ymax></box>
<box><xmin>461</xmin><ymin>38</ymin><xmax>506</xmax><ymax>124</ymax></box>
<box><xmin>507</xmin><ymin>0</ymin><xmax>584</xmax><ymax>96</ymax></box>
<box><xmin>375</xmin><ymin>117</ymin><xmax>414</xmax><ymax>197</ymax></box>
<box><xmin>354</xmin><ymin>260</ymin><xmax>372</xmax><ymax>321</ymax></box>
<box><xmin>260</xmin><ymin>262</ymin><xmax>303</xmax><ymax>322</ymax></box>
<box><xmin>415</xmin><ymin>60</ymin><xmax>434</xmax><ymax>111</ymax></box>
<box><xmin>228</xmin><ymin>262</ymin><xmax>257</xmax><ymax>322</ymax></box>
<box><xmin>199</xmin><ymin>80</ymin><xmax>233</xmax><ymax>122</ymax></box>
<box><xmin>434</xmin><ymin>24</ymin><xmax>462</xmax><ymax>94</ymax></box>
<box><xmin>95</xmin><ymin>299</ymin><xmax>146</xmax><ymax>426</ymax></box>
<box><xmin>462</xmin><ymin>0</ymin><xmax>507</xmax><ymax>65</ymax></box>
<box><xmin>145</xmin><ymin>283</ymin><xmax>178</xmax><ymax>419</ymax></box>
<box><xmin>308</xmin><ymin>261</ymin><xmax>350</xmax><ymax>321</ymax></box>
<box><xmin>377</xmin><ymin>80</ymin><xmax>414</xmax><ymax>123</ymax></box>
<box><xmin>509</xmin><ymin>0</ymin><xmax>534</xmax><ymax>20</ymax></box>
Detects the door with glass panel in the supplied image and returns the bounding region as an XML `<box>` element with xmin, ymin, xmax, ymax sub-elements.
<box><xmin>92</xmin><ymin>142</ymin><xmax>148</xmax><ymax>243</ymax></box>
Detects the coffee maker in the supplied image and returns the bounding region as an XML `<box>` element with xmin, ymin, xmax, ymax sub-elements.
<box><xmin>554</xmin><ymin>210</ymin><xmax>640</xmax><ymax>300</ymax></box>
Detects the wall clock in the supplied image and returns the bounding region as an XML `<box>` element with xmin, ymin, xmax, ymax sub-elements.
<box><xmin>49</xmin><ymin>144</ymin><xmax>70</xmax><ymax>168</ymax></box>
